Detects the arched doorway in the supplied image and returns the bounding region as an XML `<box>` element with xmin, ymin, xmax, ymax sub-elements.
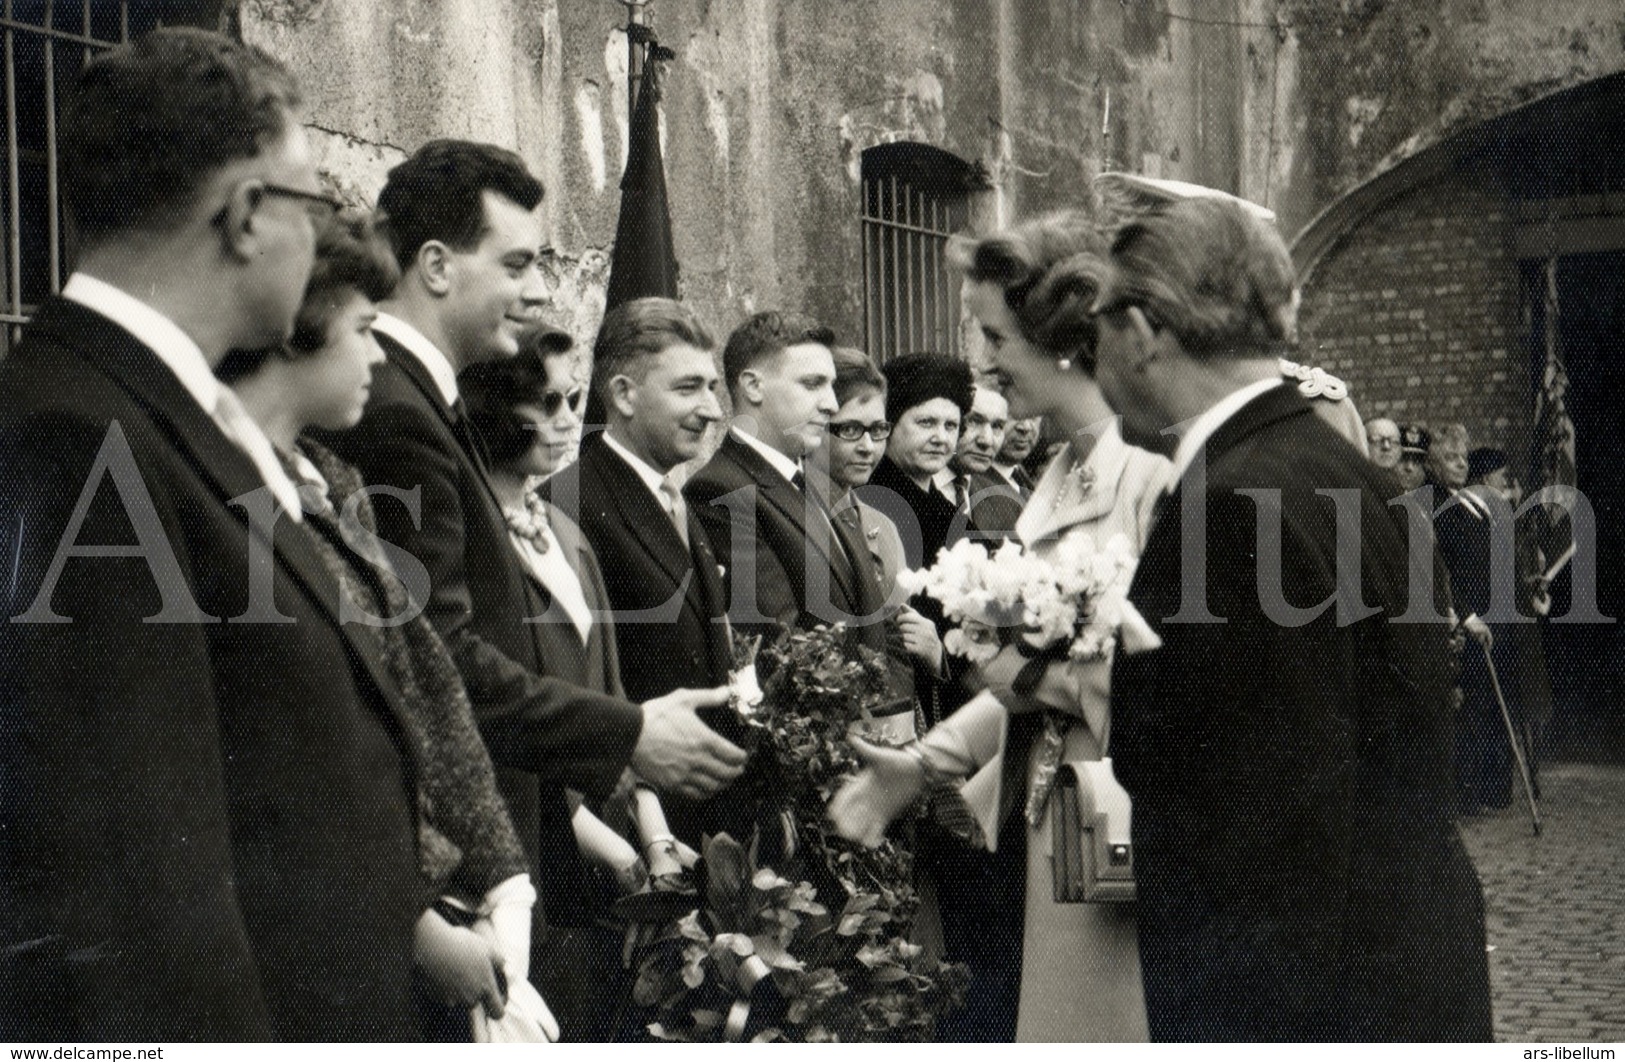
<box><xmin>1297</xmin><ymin>73</ymin><xmax>1625</xmax><ymax>737</ymax></box>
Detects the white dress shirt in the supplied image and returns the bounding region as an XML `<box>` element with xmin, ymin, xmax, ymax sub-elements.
<box><xmin>731</xmin><ymin>425</ymin><xmax>803</xmax><ymax>486</ymax></box>
<box><xmin>931</xmin><ymin>467</ymin><xmax>969</xmax><ymax>511</ymax></box>
<box><xmin>61</xmin><ymin>272</ymin><xmax>304</xmax><ymax>521</ymax></box>
<box><xmin>1167</xmin><ymin>376</ymin><xmax>1285</xmax><ymax>487</ymax></box>
<box><xmin>372</xmin><ymin>312</ymin><xmax>460</xmax><ymax>407</ymax></box>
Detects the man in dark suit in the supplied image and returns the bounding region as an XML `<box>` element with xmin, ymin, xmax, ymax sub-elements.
<box><xmin>1429</xmin><ymin>424</ymin><xmax>1513</xmax><ymax>813</ymax></box>
<box><xmin>686</xmin><ymin>311</ymin><xmax>895</xmax><ymax>656</ymax></box>
<box><xmin>992</xmin><ymin>416</ymin><xmax>1042</xmax><ymax>498</ymax></box>
<box><xmin>317</xmin><ymin>141</ymin><xmax>745</xmax><ymax>999</ymax></box>
<box><xmin>540</xmin><ymin>297</ymin><xmax>735</xmax><ymax>840</ymax></box>
<box><xmin>0</xmin><ymin>29</ymin><xmax>428</xmax><ymax>1040</ymax></box>
<box><xmin>1093</xmin><ymin>196</ymin><xmax>1492</xmax><ymax>1041</ymax></box>
<box><xmin>953</xmin><ymin>381</ymin><xmax>1025</xmax><ymax>544</ymax></box>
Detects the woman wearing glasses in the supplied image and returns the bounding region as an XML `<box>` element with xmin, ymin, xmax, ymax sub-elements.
<box><xmin>822</xmin><ymin>346</ymin><xmax>945</xmax><ymax>721</ymax></box>
<box><xmin>457</xmin><ymin>325</ymin><xmax>688</xmax><ymax>1040</ymax></box>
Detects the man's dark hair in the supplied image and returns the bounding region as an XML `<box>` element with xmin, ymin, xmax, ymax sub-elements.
<box><xmin>721</xmin><ymin>310</ymin><xmax>835</xmax><ymax>395</ymax></box>
<box><xmin>376</xmin><ymin>139</ymin><xmax>545</xmax><ymax>272</ymax></box>
<box><xmin>590</xmin><ymin>297</ymin><xmax>715</xmax><ymax>404</ymax></box>
<box><xmin>216</xmin><ymin>210</ymin><xmax>399</xmax><ymax>383</ymax></box>
<box><xmin>458</xmin><ymin>333</ymin><xmax>575</xmax><ymax>466</ymax></box>
<box><xmin>62</xmin><ymin>27</ymin><xmax>302</xmax><ymax>246</ymax></box>
<box><xmin>881</xmin><ymin>352</ymin><xmax>973</xmax><ymax>424</ymax></box>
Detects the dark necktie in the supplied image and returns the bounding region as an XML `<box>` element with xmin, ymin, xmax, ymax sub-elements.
<box><xmin>1011</xmin><ymin>465</ymin><xmax>1036</xmax><ymax>495</ymax></box>
<box><xmin>450</xmin><ymin>397</ymin><xmax>493</xmax><ymax>474</ymax></box>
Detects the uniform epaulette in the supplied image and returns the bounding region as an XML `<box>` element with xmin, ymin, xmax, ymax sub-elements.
<box><xmin>1279</xmin><ymin>357</ymin><xmax>1349</xmax><ymax>402</ymax></box>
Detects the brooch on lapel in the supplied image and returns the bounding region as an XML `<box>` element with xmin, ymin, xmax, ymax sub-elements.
<box><xmin>1053</xmin><ymin>460</ymin><xmax>1097</xmax><ymax>511</ymax></box>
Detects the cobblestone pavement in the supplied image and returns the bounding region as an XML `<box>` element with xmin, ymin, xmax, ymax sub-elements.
<box><xmin>1458</xmin><ymin>760</ymin><xmax>1625</xmax><ymax>1043</ymax></box>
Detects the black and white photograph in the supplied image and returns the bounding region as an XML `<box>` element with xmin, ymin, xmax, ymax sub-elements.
<box><xmin>1</xmin><ymin>0</ymin><xmax>1621</xmax><ymax>1046</ymax></box>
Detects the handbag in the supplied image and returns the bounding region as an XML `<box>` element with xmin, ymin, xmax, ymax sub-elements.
<box><xmin>1050</xmin><ymin>757</ymin><xmax>1135</xmax><ymax>903</ymax></box>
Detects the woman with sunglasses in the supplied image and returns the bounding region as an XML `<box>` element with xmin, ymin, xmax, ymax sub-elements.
<box><xmin>457</xmin><ymin>324</ymin><xmax>688</xmax><ymax>1040</ymax></box>
<box><xmin>219</xmin><ymin>212</ymin><xmax>552</xmax><ymax>1041</ymax></box>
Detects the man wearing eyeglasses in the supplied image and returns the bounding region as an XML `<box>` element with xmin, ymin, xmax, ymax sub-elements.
<box><xmin>1364</xmin><ymin>416</ymin><xmax>1402</xmax><ymax>471</ymax></box>
<box><xmin>317</xmin><ymin>142</ymin><xmax>745</xmax><ymax>1030</ymax></box>
<box><xmin>0</xmin><ymin>29</ymin><xmax>428</xmax><ymax>1040</ymax></box>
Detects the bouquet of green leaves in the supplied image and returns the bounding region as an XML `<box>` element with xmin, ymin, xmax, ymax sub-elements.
<box><xmin>619</xmin><ymin>625</ymin><xmax>967</xmax><ymax>1042</ymax></box>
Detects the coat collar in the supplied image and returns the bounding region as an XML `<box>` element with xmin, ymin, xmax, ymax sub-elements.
<box><xmin>1018</xmin><ymin>419</ymin><xmax>1137</xmax><ymax>545</ymax></box>
<box><xmin>25</xmin><ymin>297</ymin><xmax>410</xmax><ymax>717</ymax></box>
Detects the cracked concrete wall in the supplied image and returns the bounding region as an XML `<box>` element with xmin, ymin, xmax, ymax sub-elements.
<box><xmin>240</xmin><ymin>0</ymin><xmax>1625</xmax><ymax>352</ymax></box>
<box><xmin>240</xmin><ymin>0</ymin><xmax>1272</xmax><ymax>351</ymax></box>
<box><xmin>1278</xmin><ymin>0</ymin><xmax>1625</xmax><ymax>236</ymax></box>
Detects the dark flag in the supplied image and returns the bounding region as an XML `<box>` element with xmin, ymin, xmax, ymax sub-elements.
<box><xmin>1530</xmin><ymin>257</ymin><xmax>1578</xmax><ymax>591</ymax></box>
<box><xmin>604</xmin><ymin>40</ymin><xmax>678</xmax><ymax>310</ymax></box>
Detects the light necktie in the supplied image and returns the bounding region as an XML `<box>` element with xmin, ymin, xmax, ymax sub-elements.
<box><xmin>659</xmin><ymin>474</ymin><xmax>690</xmax><ymax>549</ymax></box>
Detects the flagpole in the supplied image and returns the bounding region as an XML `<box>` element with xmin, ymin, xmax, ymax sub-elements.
<box><xmin>617</xmin><ymin>0</ymin><xmax>651</xmax><ymax>115</ymax></box>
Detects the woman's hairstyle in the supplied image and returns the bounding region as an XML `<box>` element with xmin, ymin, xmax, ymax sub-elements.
<box><xmin>948</xmin><ymin>209</ymin><xmax>1110</xmax><ymax>371</ymax></box>
<box><xmin>215</xmin><ymin>210</ymin><xmax>399</xmax><ymax>383</ymax></box>
<box><xmin>1097</xmin><ymin>196</ymin><xmax>1298</xmax><ymax>360</ymax></box>
<box><xmin>458</xmin><ymin>328</ymin><xmax>576</xmax><ymax>467</ymax></box>
<box><xmin>831</xmin><ymin>346</ymin><xmax>885</xmax><ymax>408</ymax></box>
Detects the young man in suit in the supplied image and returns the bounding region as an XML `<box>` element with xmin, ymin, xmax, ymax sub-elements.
<box><xmin>539</xmin><ymin>297</ymin><xmax>735</xmax><ymax>841</ymax></box>
<box><xmin>1093</xmin><ymin>195</ymin><xmax>1492</xmax><ymax>1041</ymax></box>
<box><xmin>0</xmin><ymin>29</ymin><xmax>429</xmax><ymax>1040</ymax></box>
<box><xmin>685</xmin><ymin>311</ymin><xmax>891</xmax><ymax>648</ymax></box>
<box><xmin>317</xmin><ymin>140</ymin><xmax>745</xmax><ymax>1003</ymax></box>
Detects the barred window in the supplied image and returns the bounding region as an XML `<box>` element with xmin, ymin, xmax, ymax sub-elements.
<box><xmin>2</xmin><ymin>1</ymin><xmax>223</xmax><ymax>351</ymax></box>
<box><xmin>860</xmin><ymin>142</ymin><xmax>981</xmax><ymax>363</ymax></box>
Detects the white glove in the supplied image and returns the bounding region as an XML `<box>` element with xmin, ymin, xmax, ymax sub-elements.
<box><xmin>474</xmin><ymin>873</ymin><xmax>536</xmax><ymax>983</ymax></box>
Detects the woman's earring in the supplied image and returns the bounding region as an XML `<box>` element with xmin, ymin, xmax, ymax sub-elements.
<box><xmin>1055</xmin><ymin>357</ymin><xmax>1072</xmax><ymax>372</ymax></box>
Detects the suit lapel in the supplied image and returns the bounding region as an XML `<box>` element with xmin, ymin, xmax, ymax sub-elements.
<box><xmin>722</xmin><ymin>434</ymin><xmax>861</xmax><ymax>607</ymax></box>
<box><xmin>376</xmin><ymin>332</ymin><xmax>506</xmax><ymax>516</ymax></box>
<box><xmin>44</xmin><ymin>299</ymin><xmax>409</xmax><ymax>715</ymax></box>
<box><xmin>587</xmin><ymin>436</ymin><xmax>696</xmax><ymax>595</ymax></box>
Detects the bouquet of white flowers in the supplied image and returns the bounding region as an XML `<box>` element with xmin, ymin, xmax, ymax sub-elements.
<box><xmin>896</xmin><ymin>534</ymin><xmax>1143</xmax><ymax>667</ymax></box>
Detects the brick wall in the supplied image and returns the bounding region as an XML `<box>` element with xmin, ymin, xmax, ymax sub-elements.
<box><xmin>1299</xmin><ymin>166</ymin><xmax>1534</xmax><ymax>456</ymax></box>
